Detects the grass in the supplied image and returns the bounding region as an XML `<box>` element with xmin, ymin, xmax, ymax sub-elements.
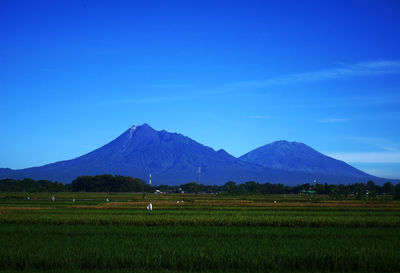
<box><xmin>0</xmin><ymin>192</ymin><xmax>399</xmax><ymax>272</ymax></box>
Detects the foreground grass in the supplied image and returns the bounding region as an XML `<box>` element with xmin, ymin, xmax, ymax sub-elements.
<box><xmin>0</xmin><ymin>224</ymin><xmax>399</xmax><ymax>272</ymax></box>
<box><xmin>0</xmin><ymin>193</ymin><xmax>399</xmax><ymax>272</ymax></box>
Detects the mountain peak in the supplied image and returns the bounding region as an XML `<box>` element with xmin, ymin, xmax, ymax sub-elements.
<box><xmin>128</xmin><ymin>123</ymin><xmax>154</xmax><ymax>134</ymax></box>
<box><xmin>131</xmin><ymin>123</ymin><xmax>156</xmax><ymax>135</ymax></box>
<box><xmin>271</xmin><ymin>140</ymin><xmax>303</xmax><ymax>146</ymax></box>
<box><xmin>139</xmin><ymin>123</ymin><xmax>152</xmax><ymax>129</ymax></box>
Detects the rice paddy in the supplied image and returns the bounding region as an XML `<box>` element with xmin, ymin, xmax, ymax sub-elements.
<box><xmin>0</xmin><ymin>193</ymin><xmax>399</xmax><ymax>272</ymax></box>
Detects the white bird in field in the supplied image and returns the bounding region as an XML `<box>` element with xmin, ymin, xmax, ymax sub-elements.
<box><xmin>147</xmin><ymin>203</ymin><xmax>153</xmax><ymax>211</ymax></box>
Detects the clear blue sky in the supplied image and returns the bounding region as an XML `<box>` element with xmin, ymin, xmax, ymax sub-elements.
<box><xmin>1</xmin><ymin>0</ymin><xmax>400</xmax><ymax>179</ymax></box>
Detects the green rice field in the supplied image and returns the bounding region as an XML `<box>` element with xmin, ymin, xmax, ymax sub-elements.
<box><xmin>0</xmin><ymin>192</ymin><xmax>399</xmax><ymax>272</ymax></box>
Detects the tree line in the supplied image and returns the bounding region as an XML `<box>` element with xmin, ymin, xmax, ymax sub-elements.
<box><xmin>174</xmin><ymin>180</ymin><xmax>400</xmax><ymax>199</ymax></box>
<box><xmin>0</xmin><ymin>175</ymin><xmax>399</xmax><ymax>199</ymax></box>
<box><xmin>70</xmin><ymin>175</ymin><xmax>152</xmax><ymax>192</ymax></box>
<box><xmin>0</xmin><ymin>175</ymin><xmax>151</xmax><ymax>193</ymax></box>
<box><xmin>0</xmin><ymin>178</ymin><xmax>65</xmax><ymax>192</ymax></box>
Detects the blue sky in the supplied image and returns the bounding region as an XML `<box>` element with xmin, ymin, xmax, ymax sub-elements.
<box><xmin>1</xmin><ymin>0</ymin><xmax>400</xmax><ymax>179</ymax></box>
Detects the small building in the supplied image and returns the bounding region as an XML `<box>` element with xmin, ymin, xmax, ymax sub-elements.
<box><xmin>300</xmin><ymin>189</ymin><xmax>316</xmax><ymax>195</ymax></box>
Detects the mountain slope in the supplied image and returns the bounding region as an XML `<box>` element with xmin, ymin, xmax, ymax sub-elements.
<box><xmin>239</xmin><ymin>140</ymin><xmax>370</xmax><ymax>178</ymax></box>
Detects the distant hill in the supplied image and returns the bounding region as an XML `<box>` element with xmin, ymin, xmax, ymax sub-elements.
<box><xmin>0</xmin><ymin>124</ymin><xmax>391</xmax><ymax>185</ymax></box>
<box><xmin>239</xmin><ymin>140</ymin><xmax>370</xmax><ymax>178</ymax></box>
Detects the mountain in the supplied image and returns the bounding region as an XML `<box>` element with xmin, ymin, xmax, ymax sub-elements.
<box><xmin>0</xmin><ymin>124</ymin><xmax>389</xmax><ymax>185</ymax></box>
<box><xmin>239</xmin><ymin>140</ymin><xmax>371</xmax><ymax>179</ymax></box>
<box><xmin>0</xmin><ymin>124</ymin><xmax>273</xmax><ymax>184</ymax></box>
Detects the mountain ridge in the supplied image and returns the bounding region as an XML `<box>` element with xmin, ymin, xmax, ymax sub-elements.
<box><xmin>0</xmin><ymin>124</ymin><xmax>391</xmax><ymax>185</ymax></box>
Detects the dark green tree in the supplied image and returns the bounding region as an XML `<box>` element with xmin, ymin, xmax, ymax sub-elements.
<box><xmin>382</xmin><ymin>182</ymin><xmax>395</xmax><ymax>195</ymax></box>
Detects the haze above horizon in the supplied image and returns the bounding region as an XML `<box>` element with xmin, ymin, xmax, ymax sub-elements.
<box><xmin>1</xmin><ymin>0</ymin><xmax>400</xmax><ymax>178</ymax></box>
